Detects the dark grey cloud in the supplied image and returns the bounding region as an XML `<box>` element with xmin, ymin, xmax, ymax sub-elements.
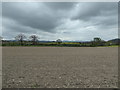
<box><xmin>2</xmin><ymin>3</ymin><xmax>59</xmax><ymax>30</ymax></box>
<box><xmin>70</xmin><ymin>2</ymin><xmax>118</xmax><ymax>33</ymax></box>
<box><xmin>44</xmin><ymin>2</ymin><xmax>77</xmax><ymax>10</ymax></box>
<box><xmin>71</xmin><ymin>2</ymin><xmax>117</xmax><ymax>21</ymax></box>
<box><xmin>2</xmin><ymin>2</ymin><xmax>68</xmax><ymax>32</ymax></box>
<box><xmin>2</xmin><ymin>2</ymin><xmax>118</xmax><ymax>40</ymax></box>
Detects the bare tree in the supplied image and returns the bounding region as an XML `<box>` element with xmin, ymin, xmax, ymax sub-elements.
<box><xmin>56</xmin><ymin>39</ymin><xmax>62</xmax><ymax>44</ymax></box>
<box><xmin>29</xmin><ymin>35</ymin><xmax>39</xmax><ymax>45</ymax></box>
<box><xmin>15</xmin><ymin>34</ymin><xmax>26</xmax><ymax>45</ymax></box>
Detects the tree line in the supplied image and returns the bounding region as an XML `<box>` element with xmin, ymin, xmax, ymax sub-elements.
<box><xmin>0</xmin><ymin>34</ymin><xmax>119</xmax><ymax>47</ymax></box>
<box><xmin>0</xmin><ymin>34</ymin><xmax>63</xmax><ymax>46</ymax></box>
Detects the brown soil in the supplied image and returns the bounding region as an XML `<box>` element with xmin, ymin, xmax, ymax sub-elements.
<box><xmin>2</xmin><ymin>47</ymin><xmax>118</xmax><ymax>88</ymax></box>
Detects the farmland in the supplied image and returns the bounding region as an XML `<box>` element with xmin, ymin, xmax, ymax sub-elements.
<box><xmin>2</xmin><ymin>47</ymin><xmax>118</xmax><ymax>88</ymax></box>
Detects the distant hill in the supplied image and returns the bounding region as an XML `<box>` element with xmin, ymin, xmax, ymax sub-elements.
<box><xmin>108</xmin><ymin>38</ymin><xmax>120</xmax><ymax>45</ymax></box>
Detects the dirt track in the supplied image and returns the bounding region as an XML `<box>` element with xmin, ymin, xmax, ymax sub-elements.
<box><xmin>2</xmin><ymin>47</ymin><xmax>118</xmax><ymax>88</ymax></box>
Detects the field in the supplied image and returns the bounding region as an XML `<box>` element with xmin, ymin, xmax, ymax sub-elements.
<box><xmin>2</xmin><ymin>47</ymin><xmax>118</xmax><ymax>88</ymax></box>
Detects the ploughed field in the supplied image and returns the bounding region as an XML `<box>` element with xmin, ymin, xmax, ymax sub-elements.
<box><xmin>2</xmin><ymin>47</ymin><xmax>118</xmax><ymax>88</ymax></box>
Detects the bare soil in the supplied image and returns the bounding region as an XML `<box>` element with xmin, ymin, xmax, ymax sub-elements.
<box><xmin>2</xmin><ymin>47</ymin><xmax>118</xmax><ymax>88</ymax></box>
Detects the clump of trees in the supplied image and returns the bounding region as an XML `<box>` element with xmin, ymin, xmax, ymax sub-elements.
<box><xmin>56</xmin><ymin>39</ymin><xmax>62</xmax><ymax>44</ymax></box>
<box><xmin>92</xmin><ymin>37</ymin><xmax>105</xmax><ymax>46</ymax></box>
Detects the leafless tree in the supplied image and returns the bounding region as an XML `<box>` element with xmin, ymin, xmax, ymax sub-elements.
<box><xmin>29</xmin><ymin>35</ymin><xmax>39</xmax><ymax>45</ymax></box>
<box><xmin>15</xmin><ymin>34</ymin><xmax>26</xmax><ymax>45</ymax></box>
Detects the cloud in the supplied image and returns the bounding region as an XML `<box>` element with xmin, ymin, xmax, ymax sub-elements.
<box><xmin>71</xmin><ymin>2</ymin><xmax>117</xmax><ymax>21</ymax></box>
<box><xmin>2</xmin><ymin>2</ymin><xmax>118</xmax><ymax>40</ymax></box>
<box><xmin>2</xmin><ymin>3</ymin><xmax>65</xmax><ymax>32</ymax></box>
<box><xmin>2</xmin><ymin>2</ymin><xmax>77</xmax><ymax>32</ymax></box>
<box><xmin>0</xmin><ymin>17</ymin><xmax>1</xmax><ymax>36</ymax></box>
<box><xmin>44</xmin><ymin>2</ymin><xmax>77</xmax><ymax>10</ymax></box>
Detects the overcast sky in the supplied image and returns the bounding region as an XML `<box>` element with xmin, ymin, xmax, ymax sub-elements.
<box><xmin>2</xmin><ymin>2</ymin><xmax>118</xmax><ymax>41</ymax></box>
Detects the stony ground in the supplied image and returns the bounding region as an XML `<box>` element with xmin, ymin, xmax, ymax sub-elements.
<box><xmin>2</xmin><ymin>47</ymin><xmax>118</xmax><ymax>88</ymax></box>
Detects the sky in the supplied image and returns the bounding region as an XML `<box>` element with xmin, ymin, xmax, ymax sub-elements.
<box><xmin>2</xmin><ymin>2</ymin><xmax>118</xmax><ymax>41</ymax></box>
